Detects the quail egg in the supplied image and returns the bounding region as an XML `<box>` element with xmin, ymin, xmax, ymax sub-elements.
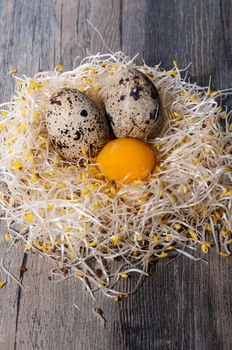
<box><xmin>104</xmin><ymin>68</ymin><xmax>164</xmax><ymax>139</ymax></box>
<box><xmin>46</xmin><ymin>88</ymin><xmax>110</xmax><ymax>162</ymax></box>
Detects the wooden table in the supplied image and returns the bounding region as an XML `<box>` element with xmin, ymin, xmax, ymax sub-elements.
<box><xmin>0</xmin><ymin>1</ymin><xmax>231</xmax><ymax>349</ymax></box>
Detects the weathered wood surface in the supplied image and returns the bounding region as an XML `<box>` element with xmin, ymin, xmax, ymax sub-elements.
<box><xmin>0</xmin><ymin>1</ymin><xmax>231</xmax><ymax>349</ymax></box>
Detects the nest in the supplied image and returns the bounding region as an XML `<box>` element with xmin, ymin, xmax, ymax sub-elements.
<box><xmin>0</xmin><ymin>52</ymin><xmax>231</xmax><ymax>299</ymax></box>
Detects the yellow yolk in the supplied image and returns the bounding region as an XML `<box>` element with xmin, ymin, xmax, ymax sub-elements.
<box><xmin>97</xmin><ymin>138</ymin><xmax>156</xmax><ymax>183</ymax></box>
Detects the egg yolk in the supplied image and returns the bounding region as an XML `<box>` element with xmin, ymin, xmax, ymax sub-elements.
<box><xmin>97</xmin><ymin>138</ymin><xmax>156</xmax><ymax>183</ymax></box>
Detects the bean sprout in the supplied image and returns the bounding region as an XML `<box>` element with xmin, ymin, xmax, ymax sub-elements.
<box><xmin>0</xmin><ymin>52</ymin><xmax>231</xmax><ymax>299</ymax></box>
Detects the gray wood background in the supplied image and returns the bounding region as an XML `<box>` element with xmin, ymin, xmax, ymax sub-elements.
<box><xmin>0</xmin><ymin>1</ymin><xmax>231</xmax><ymax>349</ymax></box>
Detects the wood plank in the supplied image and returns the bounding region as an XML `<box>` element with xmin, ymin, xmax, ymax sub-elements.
<box><xmin>0</xmin><ymin>1</ymin><xmax>122</xmax><ymax>350</ymax></box>
<box><xmin>120</xmin><ymin>2</ymin><xmax>232</xmax><ymax>350</ymax></box>
<box><xmin>0</xmin><ymin>0</ymin><xmax>231</xmax><ymax>349</ymax></box>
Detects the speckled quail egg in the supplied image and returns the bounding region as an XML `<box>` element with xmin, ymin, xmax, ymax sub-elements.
<box><xmin>46</xmin><ymin>88</ymin><xmax>110</xmax><ymax>162</ymax></box>
<box><xmin>104</xmin><ymin>68</ymin><xmax>164</xmax><ymax>139</ymax></box>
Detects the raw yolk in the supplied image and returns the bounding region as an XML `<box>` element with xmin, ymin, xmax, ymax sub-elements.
<box><xmin>97</xmin><ymin>138</ymin><xmax>156</xmax><ymax>183</ymax></box>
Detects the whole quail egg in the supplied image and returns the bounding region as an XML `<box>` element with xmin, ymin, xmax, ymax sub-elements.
<box><xmin>46</xmin><ymin>88</ymin><xmax>110</xmax><ymax>162</ymax></box>
<box><xmin>104</xmin><ymin>68</ymin><xmax>164</xmax><ymax>139</ymax></box>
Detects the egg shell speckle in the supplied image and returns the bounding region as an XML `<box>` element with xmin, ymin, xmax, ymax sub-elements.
<box><xmin>104</xmin><ymin>68</ymin><xmax>164</xmax><ymax>139</ymax></box>
<box><xmin>46</xmin><ymin>88</ymin><xmax>110</xmax><ymax>161</ymax></box>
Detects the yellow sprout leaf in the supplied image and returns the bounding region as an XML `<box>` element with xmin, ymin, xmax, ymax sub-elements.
<box><xmin>64</xmin><ymin>227</ymin><xmax>73</xmax><ymax>232</ymax></box>
<box><xmin>201</xmin><ymin>244</ymin><xmax>208</xmax><ymax>253</ymax></box>
<box><xmin>24</xmin><ymin>151</ymin><xmax>33</xmax><ymax>158</ymax></box>
<box><xmin>133</xmin><ymin>180</ymin><xmax>142</xmax><ymax>186</ymax></box>
<box><xmin>31</xmin><ymin>81</ymin><xmax>42</xmax><ymax>90</ymax></box>
<box><xmin>87</xmin><ymin>77</ymin><xmax>93</xmax><ymax>85</ymax></box>
<box><xmin>24</xmin><ymin>243</ymin><xmax>31</xmax><ymax>250</ymax></box>
<box><xmin>112</xmin><ymin>235</ymin><xmax>123</xmax><ymax>247</ymax></box>
<box><xmin>81</xmin><ymin>172</ymin><xmax>87</xmax><ymax>180</ymax></box>
<box><xmin>201</xmin><ymin>242</ymin><xmax>211</xmax><ymax>254</ymax></box>
<box><xmin>1</xmin><ymin>111</ymin><xmax>8</xmax><ymax>117</ymax></box>
<box><xmin>24</xmin><ymin>213</ymin><xmax>34</xmax><ymax>222</ymax></box>
<box><xmin>58</xmin><ymin>182</ymin><xmax>66</xmax><ymax>188</ymax></box>
<box><xmin>119</xmin><ymin>273</ymin><xmax>128</xmax><ymax>278</ymax></box>
<box><xmin>225</xmin><ymin>239</ymin><xmax>232</xmax><ymax>245</ymax></box>
<box><xmin>222</xmin><ymin>190</ymin><xmax>232</xmax><ymax>197</ymax></box>
<box><xmin>43</xmin><ymin>184</ymin><xmax>51</xmax><ymax>189</ymax></box>
<box><xmin>136</xmin><ymin>198</ymin><xmax>143</xmax><ymax>204</ymax></box>
<box><xmin>189</xmin><ymin>229</ymin><xmax>198</xmax><ymax>240</ymax></box>
<box><xmin>30</xmin><ymin>174</ymin><xmax>39</xmax><ymax>181</ymax></box>
<box><xmin>174</xmin><ymin>223</ymin><xmax>182</xmax><ymax>230</ymax></box>
<box><xmin>153</xmin><ymin>234</ymin><xmax>158</xmax><ymax>242</ymax></box>
<box><xmin>81</xmin><ymin>189</ymin><xmax>89</xmax><ymax>196</ymax></box>
<box><xmin>170</xmin><ymin>71</ymin><xmax>177</xmax><ymax>77</ymax></box>
<box><xmin>47</xmin><ymin>203</ymin><xmax>54</xmax><ymax>211</ymax></box>
<box><xmin>83</xmin><ymin>223</ymin><xmax>88</xmax><ymax>232</ymax></box>
<box><xmin>173</xmin><ymin>59</ymin><xmax>178</xmax><ymax>68</ymax></box>
<box><xmin>191</xmin><ymin>97</ymin><xmax>199</xmax><ymax>102</ymax></box>
<box><xmin>158</xmin><ymin>253</ymin><xmax>168</xmax><ymax>258</ymax></box>
<box><xmin>193</xmin><ymin>158</ymin><xmax>201</xmax><ymax>165</ymax></box>
<box><xmin>114</xmin><ymin>294</ymin><xmax>128</xmax><ymax>302</ymax></box>
<box><xmin>200</xmin><ymin>176</ymin><xmax>207</xmax><ymax>182</ymax></box>
<box><xmin>183</xmin><ymin>185</ymin><xmax>189</xmax><ymax>194</ymax></box>
<box><xmin>210</xmin><ymin>91</ymin><xmax>219</xmax><ymax>97</ymax></box>
<box><xmin>58</xmin><ymin>209</ymin><xmax>66</xmax><ymax>215</ymax></box>
<box><xmin>82</xmin><ymin>147</ymin><xmax>87</xmax><ymax>156</ymax></box>
<box><xmin>99</xmin><ymin>280</ymin><xmax>105</xmax><ymax>288</ymax></box>
<box><xmin>88</xmin><ymin>242</ymin><xmax>97</xmax><ymax>247</ymax></box>
<box><xmin>0</xmin><ymin>281</ymin><xmax>5</xmax><ymax>289</ymax></box>
<box><xmin>56</xmin><ymin>64</ymin><xmax>64</xmax><ymax>71</ymax></box>
<box><xmin>11</xmin><ymin>160</ymin><xmax>23</xmax><ymax>170</ymax></box>
<box><xmin>75</xmin><ymin>271</ymin><xmax>84</xmax><ymax>277</ymax></box>
<box><xmin>34</xmin><ymin>111</ymin><xmax>39</xmax><ymax>120</ymax></box>
<box><xmin>213</xmin><ymin>211</ymin><xmax>221</xmax><ymax>222</ymax></box>
<box><xmin>0</xmin><ymin>124</ymin><xmax>5</xmax><ymax>130</ymax></box>
<box><xmin>93</xmin><ymin>202</ymin><xmax>100</xmax><ymax>209</ymax></box>
<box><xmin>38</xmin><ymin>134</ymin><xmax>46</xmax><ymax>142</ymax></box>
<box><xmin>219</xmin><ymin>252</ymin><xmax>230</xmax><ymax>257</ymax></box>
<box><xmin>166</xmin><ymin>246</ymin><xmax>175</xmax><ymax>251</ymax></box>
<box><xmin>78</xmin><ymin>85</ymin><xmax>86</xmax><ymax>91</ymax></box>
<box><xmin>4</xmin><ymin>234</ymin><xmax>10</xmax><ymax>241</ymax></box>
<box><xmin>132</xmin><ymin>249</ymin><xmax>139</xmax><ymax>257</ymax></box>
<box><xmin>220</xmin><ymin>230</ymin><xmax>230</xmax><ymax>237</ymax></box>
<box><xmin>52</xmin><ymin>155</ymin><xmax>61</xmax><ymax>164</ymax></box>
<box><xmin>21</xmin><ymin>109</ymin><xmax>26</xmax><ymax>117</ymax></box>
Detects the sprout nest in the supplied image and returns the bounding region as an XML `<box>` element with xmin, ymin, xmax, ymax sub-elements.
<box><xmin>0</xmin><ymin>52</ymin><xmax>231</xmax><ymax>299</ymax></box>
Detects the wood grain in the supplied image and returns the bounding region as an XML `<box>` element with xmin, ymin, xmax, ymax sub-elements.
<box><xmin>0</xmin><ymin>1</ymin><xmax>231</xmax><ymax>349</ymax></box>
